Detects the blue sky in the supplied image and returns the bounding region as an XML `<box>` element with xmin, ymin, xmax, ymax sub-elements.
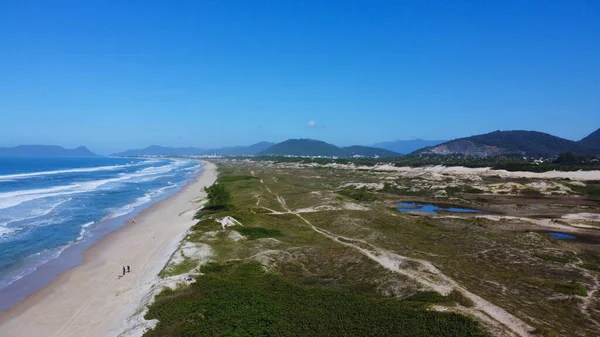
<box><xmin>0</xmin><ymin>1</ymin><xmax>598</xmax><ymax>154</ymax></box>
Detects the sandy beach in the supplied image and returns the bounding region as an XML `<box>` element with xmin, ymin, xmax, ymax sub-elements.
<box><xmin>0</xmin><ymin>161</ymin><xmax>217</xmax><ymax>337</ymax></box>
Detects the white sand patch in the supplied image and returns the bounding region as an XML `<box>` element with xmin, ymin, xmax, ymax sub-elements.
<box><xmin>227</xmin><ymin>230</ymin><xmax>247</xmax><ymax>242</ymax></box>
<box><xmin>169</xmin><ymin>242</ymin><xmax>212</xmax><ymax>266</ymax></box>
<box><xmin>200</xmin><ymin>230</ymin><xmax>247</xmax><ymax>242</ymax></box>
<box><xmin>294</xmin><ymin>203</ymin><xmax>369</xmax><ymax>213</ymax></box>
<box><xmin>562</xmin><ymin>213</ymin><xmax>600</xmax><ymax>222</ymax></box>
<box><xmin>339</xmin><ymin>182</ymin><xmax>385</xmax><ymax>190</ymax></box>
<box><xmin>216</xmin><ymin>216</ymin><xmax>243</xmax><ymax>229</ymax></box>
<box><xmin>304</xmin><ymin>162</ymin><xmax>600</xmax><ymax>181</ymax></box>
<box><xmin>295</xmin><ymin>205</ymin><xmax>341</xmax><ymax>213</ymax></box>
<box><xmin>342</xmin><ymin>203</ymin><xmax>370</xmax><ymax>211</ymax></box>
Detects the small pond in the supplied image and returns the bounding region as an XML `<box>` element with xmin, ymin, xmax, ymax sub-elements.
<box><xmin>396</xmin><ymin>202</ymin><xmax>483</xmax><ymax>215</ymax></box>
<box><xmin>536</xmin><ymin>231</ymin><xmax>600</xmax><ymax>244</ymax></box>
<box><xmin>546</xmin><ymin>232</ymin><xmax>576</xmax><ymax>240</ymax></box>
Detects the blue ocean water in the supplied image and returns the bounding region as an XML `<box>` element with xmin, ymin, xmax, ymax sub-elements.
<box><xmin>0</xmin><ymin>156</ymin><xmax>202</xmax><ymax>290</ymax></box>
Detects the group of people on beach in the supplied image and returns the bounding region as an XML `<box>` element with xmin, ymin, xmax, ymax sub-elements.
<box><xmin>118</xmin><ymin>265</ymin><xmax>131</xmax><ymax>279</ymax></box>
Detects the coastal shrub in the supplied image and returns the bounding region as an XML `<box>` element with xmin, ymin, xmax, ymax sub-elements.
<box><xmin>525</xmin><ymin>279</ymin><xmax>588</xmax><ymax>297</ymax></box>
<box><xmin>405</xmin><ymin>291</ymin><xmax>454</xmax><ymax>304</ymax></box>
<box><xmin>463</xmin><ymin>186</ymin><xmax>484</xmax><ymax>194</ymax></box>
<box><xmin>204</xmin><ymin>183</ymin><xmax>231</xmax><ymax>210</ymax></box>
<box><xmin>338</xmin><ymin>187</ymin><xmax>377</xmax><ymax>201</ymax></box>
<box><xmin>580</xmin><ymin>251</ymin><xmax>600</xmax><ymax>272</ymax></box>
<box><xmin>567</xmin><ymin>182</ymin><xmax>600</xmax><ymax>197</ymax></box>
<box><xmin>534</xmin><ymin>253</ymin><xmax>574</xmax><ymax>264</ymax></box>
<box><xmin>448</xmin><ymin>289</ymin><xmax>475</xmax><ymax>307</ymax></box>
<box><xmin>235</xmin><ymin>227</ymin><xmax>283</xmax><ymax>240</ymax></box>
<box><xmin>219</xmin><ymin>175</ymin><xmax>258</xmax><ymax>183</ymax></box>
<box><xmin>520</xmin><ymin>188</ymin><xmax>542</xmax><ymax>197</ymax></box>
<box><xmin>144</xmin><ymin>262</ymin><xmax>487</xmax><ymax>337</ymax></box>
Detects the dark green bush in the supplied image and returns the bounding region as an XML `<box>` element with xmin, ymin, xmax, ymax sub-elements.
<box><xmin>235</xmin><ymin>227</ymin><xmax>283</xmax><ymax>240</ymax></box>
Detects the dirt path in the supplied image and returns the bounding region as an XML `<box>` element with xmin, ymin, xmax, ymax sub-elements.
<box><xmin>258</xmin><ymin>178</ymin><xmax>533</xmax><ymax>337</ymax></box>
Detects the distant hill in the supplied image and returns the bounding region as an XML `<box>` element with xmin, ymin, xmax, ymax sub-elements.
<box><xmin>579</xmin><ymin>128</ymin><xmax>600</xmax><ymax>151</ymax></box>
<box><xmin>259</xmin><ymin>139</ymin><xmax>400</xmax><ymax>157</ymax></box>
<box><xmin>372</xmin><ymin>139</ymin><xmax>446</xmax><ymax>154</ymax></box>
<box><xmin>113</xmin><ymin>145</ymin><xmax>206</xmax><ymax>157</ymax></box>
<box><xmin>416</xmin><ymin>130</ymin><xmax>598</xmax><ymax>157</ymax></box>
<box><xmin>203</xmin><ymin>142</ymin><xmax>275</xmax><ymax>156</ymax></box>
<box><xmin>0</xmin><ymin>145</ymin><xmax>97</xmax><ymax>157</ymax></box>
<box><xmin>113</xmin><ymin>142</ymin><xmax>275</xmax><ymax>157</ymax></box>
<box><xmin>343</xmin><ymin>145</ymin><xmax>400</xmax><ymax>157</ymax></box>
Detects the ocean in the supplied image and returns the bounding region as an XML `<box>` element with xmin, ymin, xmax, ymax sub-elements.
<box><xmin>0</xmin><ymin>156</ymin><xmax>202</xmax><ymax>297</ymax></box>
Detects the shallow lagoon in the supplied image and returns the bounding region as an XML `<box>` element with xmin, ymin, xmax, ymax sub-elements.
<box><xmin>546</xmin><ymin>232</ymin><xmax>576</xmax><ymax>240</ymax></box>
<box><xmin>396</xmin><ymin>202</ymin><xmax>483</xmax><ymax>214</ymax></box>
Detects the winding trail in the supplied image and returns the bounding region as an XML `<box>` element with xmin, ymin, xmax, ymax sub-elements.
<box><xmin>258</xmin><ymin>177</ymin><xmax>533</xmax><ymax>337</ymax></box>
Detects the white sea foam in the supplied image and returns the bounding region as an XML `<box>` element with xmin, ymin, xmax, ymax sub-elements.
<box><xmin>0</xmin><ymin>244</ymin><xmax>72</xmax><ymax>289</ymax></box>
<box><xmin>0</xmin><ymin>198</ymin><xmax>71</xmax><ymax>228</ymax></box>
<box><xmin>0</xmin><ymin>161</ymin><xmax>150</xmax><ymax>181</ymax></box>
<box><xmin>0</xmin><ymin>162</ymin><xmax>184</xmax><ymax>210</ymax></box>
<box><xmin>77</xmin><ymin>221</ymin><xmax>95</xmax><ymax>240</ymax></box>
<box><xmin>0</xmin><ymin>226</ymin><xmax>18</xmax><ymax>237</ymax></box>
<box><xmin>105</xmin><ymin>183</ymin><xmax>178</xmax><ymax>219</ymax></box>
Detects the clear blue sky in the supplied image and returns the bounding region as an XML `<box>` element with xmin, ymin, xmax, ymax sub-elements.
<box><xmin>1</xmin><ymin>1</ymin><xmax>598</xmax><ymax>154</ymax></box>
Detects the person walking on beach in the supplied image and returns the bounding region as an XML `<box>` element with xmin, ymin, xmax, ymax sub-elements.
<box><xmin>127</xmin><ymin>266</ymin><xmax>130</xmax><ymax>273</ymax></box>
<box><xmin>123</xmin><ymin>266</ymin><xmax>126</xmax><ymax>276</ymax></box>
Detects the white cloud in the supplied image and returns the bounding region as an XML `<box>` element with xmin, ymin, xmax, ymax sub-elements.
<box><xmin>307</xmin><ymin>120</ymin><xmax>317</xmax><ymax>127</ymax></box>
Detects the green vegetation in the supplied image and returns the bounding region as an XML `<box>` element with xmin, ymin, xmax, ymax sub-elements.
<box><xmin>526</xmin><ymin>279</ymin><xmax>588</xmax><ymax>297</ymax></box>
<box><xmin>259</xmin><ymin>138</ymin><xmax>401</xmax><ymax>157</ymax></box>
<box><xmin>580</xmin><ymin>251</ymin><xmax>600</xmax><ymax>272</ymax></box>
<box><xmin>520</xmin><ymin>188</ymin><xmax>543</xmax><ymax>197</ymax></box>
<box><xmin>338</xmin><ymin>187</ymin><xmax>377</xmax><ymax>201</ymax></box>
<box><xmin>204</xmin><ymin>183</ymin><xmax>231</xmax><ymax>209</ymax></box>
<box><xmin>419</xmin><ymin>130</ymin><xmax>594</xmax><ymax>157</ymax></box>
<box><xmin>144</xmin><ymin>262</ymin><xmax>486</xmax><ymax>337</ymax></box>
<box><xmin>567</xmin><ymin>181</ymin><xmax>600</xmax><ymax>197</ymax></box>
<box><xmin>448</xmin><ymin>290</ymin><xmax>475</xmax><ymax>308</ymax></box>
<box><xmin>404</xmin><ymin>291</ymin><xmax>454</xmax><ymax>304</ymax></box>
<box><xmin>534</xmin><ymin>253</ymin><xmax>574</xmax><ymax>264</ymax></box>
<box><xmin>553</xmin><ymin>282</ymin><xmax>588</xmax><ymax>297</ymax></box>
<box><xmin>245</xmin><ymin>154</ymin><xmax>600</xmax><ymax>173</ymax></box>
<box><xmin>235</xmin><ymin>227</ymin><xmax>283</xmax><ymax>240</ymax></box>
<box><xmin>219</xmin><ymin>175</ymin><xmax>258</xmax><ymax>183</ymax></box>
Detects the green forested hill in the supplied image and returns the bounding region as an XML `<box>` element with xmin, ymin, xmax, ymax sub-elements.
<box><xmin>259</xmin><ymin>139</ymin><xmax>400</xmax><ymax>157</ymax></box>
<box><xmin>417</xmin><ymin>130</ymin><xmax>600</xmax><ymax>157</ymax></box>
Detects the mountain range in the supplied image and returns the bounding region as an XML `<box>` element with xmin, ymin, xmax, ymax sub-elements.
<box><xmin>113</xmin><ymin>140</ymin><xmax>400</xmax><ymax>158</ymax></box>
<box><xmin>0</xmin><ymin>145</ymin><xmax>96</xmax><ymax>157</ymax></box>
<box><xmin>416</xmin><ymin>129</ymin><xmax>600</xmax><ymax>157</ymax></box>
<box><xmin>371</xmin><ymin>139</ymin><xmax>447</xmax><ymax>154</ymax></box>
<box><xmin>5</xmin><ymin>128</ymin><xmax>600</xmax><ymax>158</ymax></box>
<box><xmin>259</xmin><ymin>139</ymin><xmax>400</xmax><ymax>157</ymax></box>
<box><xmin>112</xmin><ymin>142</ymin><xmax>275</xmax><ymax>157</ymax></box>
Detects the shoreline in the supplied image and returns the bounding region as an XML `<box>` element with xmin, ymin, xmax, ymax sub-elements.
<box><xmin>0</xmin><ymin>161</ymin><xmax>217</xmax><ymax>337</ymax></box>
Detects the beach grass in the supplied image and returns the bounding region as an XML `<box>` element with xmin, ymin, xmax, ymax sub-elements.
<box><xmin>144</xmin><ymin>262</ymin><xmax>487</xmax><ymax>337</ymax></box>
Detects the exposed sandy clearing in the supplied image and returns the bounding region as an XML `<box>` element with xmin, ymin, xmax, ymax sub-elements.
<box><xmin>216</xmin><ymin>216</ymin><xmax>243</xmax><ymax>229</ymax></box>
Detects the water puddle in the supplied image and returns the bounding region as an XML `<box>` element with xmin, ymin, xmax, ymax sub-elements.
<box><xmin>396</xmin><ymin>202</ymin><xmax>483</xmax><ymax>215</ymax></box>
<box><xmin>536</xmin><ymin>231</ymin><xmax>600</xmax><ymax>244</ymax></box>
